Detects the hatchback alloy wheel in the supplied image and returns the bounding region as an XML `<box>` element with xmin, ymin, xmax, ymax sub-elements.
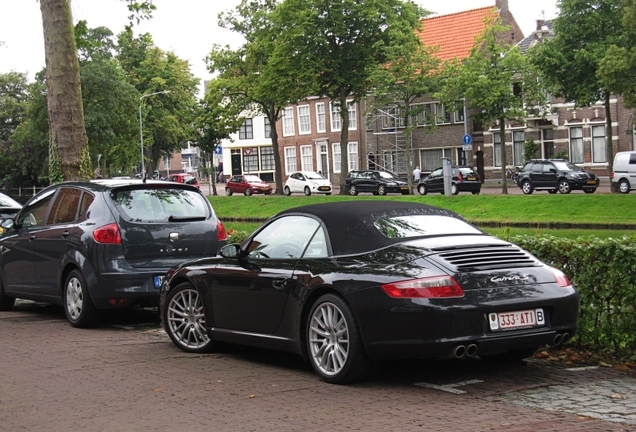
<box><xmin>64</xmin><ymin>270</ymin><xmax>98</xmax><ymax>328</ymax></box>
<box><xmin>165</xmin><ymin>283</ymin><xmax>216</xmax><ymax>353</ymax></box>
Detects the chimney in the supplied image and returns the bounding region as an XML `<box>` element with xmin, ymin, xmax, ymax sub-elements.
<box><xmin>496</xmin><ymin>0</ymin><xmax>509</xmax><ymax>12</ymax></box>
<box><xmin>536</xmin><ymin>19</ymin><xmax>545</xmax><ymax>31</ymax></box>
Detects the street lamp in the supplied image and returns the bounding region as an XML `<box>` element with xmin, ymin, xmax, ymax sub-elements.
<box><xmin>139</xmin><ymin>90</ymin><xmax>171</xmax><ymax>178</ymax></box>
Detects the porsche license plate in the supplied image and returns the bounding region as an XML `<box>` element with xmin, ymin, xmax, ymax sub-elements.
<box><xmin>489</xmin><ymin>308</ymin><xmax>545</xmax><ymax>331</ymax></box>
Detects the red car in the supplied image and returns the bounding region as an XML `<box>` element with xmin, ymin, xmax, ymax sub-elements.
<box><xmin>168</xmin><ymin>173</ymin><xmax>200</xmax><ymax>189</ymax></box>
<box><xmin>225</xmin><ymin>174</ymin><xmax>272</xmax><ymax>196</ymax></box>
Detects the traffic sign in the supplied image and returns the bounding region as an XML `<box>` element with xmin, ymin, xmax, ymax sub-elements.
<box><xmin>214</xmin><ymin>145</ymin><xmax>222</xmax><ymax>155</ymax></box>
<box><xmin>462</xmin><ymin>134</ymin><xmax>472</xmax><ymax>145</ymax></box>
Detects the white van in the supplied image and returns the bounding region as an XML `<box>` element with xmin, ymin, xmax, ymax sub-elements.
<box><xmin>611</xmin><ymin>151</ymin><xmax>636</xmax><ymax>193</ymax></box>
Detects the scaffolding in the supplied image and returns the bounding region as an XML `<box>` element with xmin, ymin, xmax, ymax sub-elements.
<box><xmin>365</xmin><ymin>106</ymin><xmax>410</xmax><ymax>176</ymax></box>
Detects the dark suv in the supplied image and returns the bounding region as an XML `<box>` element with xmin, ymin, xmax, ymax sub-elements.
<box><xmin>345</xmin><ymin>170</ymin><xmax>410</xmax><ymax>195</ymax></box>
<box><xmin>516</xmin><ymin>159</ymin><xmax>600</xmax><ymax>194</ymax></box>
<box><xmin>0</xmin><ymin>179</ymin><xmax>227</xmax><ymax>327</ymax></box>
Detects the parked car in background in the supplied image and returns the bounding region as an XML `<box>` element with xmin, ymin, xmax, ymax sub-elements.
<box><xmin>611</xmin><ymin>151</ymin><xmax>636</xmax><ymax>193</ymax></box>
<box><xmin>160</xmin><ymin>201</ymin><xmax>578</xmax><ymax>384</ymax></box>
<box><xmin>0</xmin><ymin>179</ymin><xmax>227</xmax><ymax>328</ymax></box>
<box><xmin>0</xmin><ymin>192</ymin><xmax>22</xmax><ymax>220</ymax></box>
<box><xmin>225</xmin><ymin>174</ymin><xmax>272</xmax><ymax>196</ymax></box>
<box><xmin>345</xmin><ymin>170</ymin><xmax>410</xmax><ymax>196</ymax></box>
<box><xmin>516</xmin><ymin>159</ymin><xmax>600</xmax><ymax>194</ymax></box>
<box><xmin>168</xmin><ymin>173</ymin><xmax>200</xmax><ymax>189</ymax></box>
<box><xmin>417</xmin><ymin>165</ymin><xmax>481</xmax><ymax>195</ymax></box>
<box><xmin>284</xmin><ymin>171</ymin><xmax>332</xmax><ymax>196</ymax></box>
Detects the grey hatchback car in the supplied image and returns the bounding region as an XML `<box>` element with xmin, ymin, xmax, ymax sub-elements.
<box><xmin>0</xmin><ymin>179</ymin><xmax>227</xmax><ymax>327</ymax></box>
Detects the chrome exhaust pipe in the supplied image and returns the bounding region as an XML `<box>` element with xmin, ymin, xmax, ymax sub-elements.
<box><xmin>466</xmin><ymin>344</ymin><xmax>478</xmax><ymax>357</ymax></box>
<box><xmin>553</xmin><ymin>333</ymin><xmax>563</xmax><ymax>346</ymax></box>
<box><xmin>453</xmin><ymin>345</ymin><xmax>466</xmax><ymax>358</ymax></box>
<box><xmin>561</xmin><ymin>333</ymin><xmax>571</xmax><ymax>344</ymax></box>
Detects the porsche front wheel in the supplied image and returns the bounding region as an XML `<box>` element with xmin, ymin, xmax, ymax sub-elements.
<box><xmin>306</xmin><ymin>294</ymin><xmax>374</xmax><ymax>384</ymax></box>
<box><xmin>164</xmin><ymin>283</ymin><xmax>217</xmax><ymax>353</ymax></box>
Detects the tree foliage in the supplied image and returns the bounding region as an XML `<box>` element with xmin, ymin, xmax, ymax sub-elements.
<box><xmin>0</xmin><ymin>71</ymin><xmax>30</xmax><ymax>143</ymax></box>
<box><xmin>272</xmin><ymin>0</ymin><xmax>422</xmax><ymax>193</ymax></box>
<box><xmin>440</xmin><ymin>17</ymin><xmax>546</xmax><ymax>194</ymax></box>
<box><xmin>529</xmin><ymin>0</ymin><xmax>625</xmax><ymax>172</ymax></box>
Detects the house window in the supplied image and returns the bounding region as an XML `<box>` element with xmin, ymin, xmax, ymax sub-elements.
<box><xmin>243</xmin><ymin>148</ymin><xmax>258</xmax><ymax>172</ymax></box>
<box><xmin>239</xmin><ymin>118</ymin><xmax>253</xmax><ymax>140</ymax></box>
<box><xmin>513</xmin><ymin>131</ymin><xmax>524</xmax><ymax>166</ymax></box>
<box><xmin>419</xmin><ymin>148</ymin><xmax>451</xmax><ymax>172</ymax></box>
<box><xmin>284</xmin><ymin>146</ymin><xmax>296</xmax><ymax>174</ymax></box>
<box><xmin>493</xmin><ymin>133</ymin><xmax>502</xmax><ymax>167</ymax></box>
<box><xmin>542</xmin><ymin>129</ymin><xmax>554</xmax><ymax>159</ymax></box>
<box><xmin>298</xmin><ymin>105</ymin><xmax>311</xmax><ymax>135</ymax></box>
<box><xmin>283</xmin><ymin>107</ymin><xmax>295</xmax><ymax>136</ymax></box>
<box><xmin>454</xmin><ymin>103</ymin><xmax>465</xmax><ymax>123</ymax></box>
<box><xmin>316</xmin><ymin>103</ymin><xmax>326</xmax><ymax>133</ymax></box>
<box><xmin>332</xmin><ymin>143</ymin><xmax>341</xmax><ymax>173</ymax></box>
<box><xmin>348</xmin><ymin>101</ymin><xmax>357</xmax><ymax>130</ymax></box>
<box><xmin>381</xmin><ymin>106</ymin><xmax>404</xmax><ymax>129</ymax></box>
<box><xmin>435</xmin><ymin>103</ymin><xmax>451</xmax><ymax>125</ymax></box>
<box><xmin>591</xmin><ymin>125</ymin><xmax>607</xmax><ymax>163</ymax></box>
<box><xmin>260</xmin><ymin>146</ymin><xmax>275</xmax><ymax>171</ymax></box>
<box><xmin>300</xmin><ymin>145</ymin><xmax>313</xmax><ymax>171</ymax></box>
<box><xmin>264</xmin><ymin>117</ymin><xmax>271</xmax><ymax>138</ymax></box>
<box><xmin>330</xmin><ymin>102</ymin><xmax>341</xmax><ymax>131</ymax></box>
<box><xmin>569</xmin><ymin>127</ymin><xmax>584</xmax><ymax>164</ymax></box>
<box><xmin>412</xmin><ymin>103</ymin><xmax>434</xmax><ymax>126</ymax></box>
<box><xmin>348</xmin><ymin>142</ymin><xmax>358</xmax><ymax>171</ymax></box>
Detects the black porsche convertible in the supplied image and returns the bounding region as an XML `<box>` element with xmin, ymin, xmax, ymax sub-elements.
<box><xmin>160</xmin><ymin>201</ymin><xmax>578</xmax><ymax>384</ymax></box>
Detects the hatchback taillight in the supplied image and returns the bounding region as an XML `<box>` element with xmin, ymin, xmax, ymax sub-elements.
<box><xmin>217</xmin><ymin>220</ymin><xmax>228</xmax><ymax>241</ymax></box>
<box><xmin>381</xmin><ymin>276</ymin><xmax>464</xmax><ymax>299</ymax></box>
<box><xmin>93</xmin><ymin>223</ymin><xmax>122</xmax><ymax>244</ymax></box>
<box><xmin>457</xmin><ymin>171</ymin><xmax>463</xmax><ymax>181</ymax></box>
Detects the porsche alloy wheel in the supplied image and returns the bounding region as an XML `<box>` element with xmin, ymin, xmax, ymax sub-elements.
<box><xmin>165</xmin><ymin>283</ymin><xmax>216</xmax><ymax>353</ymax></box>
<box><xmin>307</xmin><ymin>294</ymin><xmax>374</xmax><ymax>384</ymax></box>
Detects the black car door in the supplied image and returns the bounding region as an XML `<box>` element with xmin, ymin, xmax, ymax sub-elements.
<box><xmin>426</xmin><ymin>168</ymin><xmax>444</xmax><ymax>193</ymax></box>
<box><xmin>209</xmin><ymin>215</ymin><xmax>322</xmax><ymax>334</ymax></box>
<box><xmin>1</xmin><ymin>189</ymin><xmax>56</xmax><ymax>294</ymax></box>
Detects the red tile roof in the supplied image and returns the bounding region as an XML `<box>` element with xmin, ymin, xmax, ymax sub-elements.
<box><xmin>417</xmin><ymin>6</ymin><xmax>499</xmax><ymax>63</ymax></box>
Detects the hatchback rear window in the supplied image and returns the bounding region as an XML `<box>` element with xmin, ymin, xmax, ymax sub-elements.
<box><xmin>113</xmin><ymin>188</ymin><xmax>210</xmax><ymax>222</ymax></box>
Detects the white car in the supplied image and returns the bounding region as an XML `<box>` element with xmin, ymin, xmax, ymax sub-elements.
<box><xmin>284</xmin><ymin>171</ymin><xmax>332</xmax><ymax>196</ymax></box>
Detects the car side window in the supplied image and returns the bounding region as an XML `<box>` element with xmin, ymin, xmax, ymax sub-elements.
<box><xmin>532</xmin><ymin>164</ymin><xmax>542</xmax><ymax>173</ymax></box>
<box><xmin>247</xmin><ymin>216</ymin><xmax>321</xmax><ymax>259</ymax></box>
<box><xmin>543</xmin><ymin>163</ymin><xmax>555</xmax><ymax>173</ymax></box>
<box><xmin>430</xmin><ymin>169</ymin><xmax>442</xmax><ymax>178</ymax></box>
<box><xmin>630</xmin><ymin>154</ymin><xmax>636</xmax><ymax>164</ymax></box>
<box><xmin>48</xmin><ymin>188</ymin><xmax>82</xmax><ymax>225</ymax></box>
<box><xmin>17</xmin><ymin>189</ymin><xmax>56</xmax><ymax>228</ymax></box>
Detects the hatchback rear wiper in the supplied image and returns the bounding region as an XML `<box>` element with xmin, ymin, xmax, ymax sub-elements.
<box><xmin>168</xmin><ymin>215</ymin><xmax>206</xmax><ymax>222</ymax></box>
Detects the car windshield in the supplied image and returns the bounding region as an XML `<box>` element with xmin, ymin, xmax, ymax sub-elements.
<box><xmin>374</xmin><ymin>215</ymin><xmax>482</xmax><ymax>239</ymax></box>
<box><xmin>0</xmin><ymin>194</ymin><xmax>22</xmax><ymax>208</ymax></box>
<box><xmin>377</xmin><ymin>171</ymin><xmax>398</xmax><ymax>179</ymax></box>
<box><xmin>457</xmin><ymin>167</ymin><xmax>477</xmax><ymax>176</ymax></box>
<box><xmin>113</xmin><ymin>188</ymin><xmax>209</xmax><ymax>221</ymax></box>
<box><xmin>305</xmin><ymin>172</ymin><xmax>325</xmax><ymax>180</ymax></box>
<box><xmin>244</xmin><ymin>175</ymin><xmax>265</xmax><ymax>183</ymax></box>
<box><xmin>553</xmin><ymin>161</ymin><xmax>583</xmax><ymax>172</ymax></box>
<box><xmin>182</xmin><ymin>175</ymin><xmax>197</xmax><ymax>184</ymax></box>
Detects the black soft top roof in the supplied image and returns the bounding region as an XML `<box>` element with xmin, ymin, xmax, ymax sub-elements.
<box><xmin>278</xmin><ymin>201</ymin><xmax>465</xmax><ymax>256</ymax></box>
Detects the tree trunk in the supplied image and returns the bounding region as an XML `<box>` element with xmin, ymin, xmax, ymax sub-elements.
<box><xmin>604</xmin><ymin>91</ymin><xmax>614</xmax><ymax>174</ymax></box>
<box><xmin>40</xmin><ymin>0</ymin><xmax>87</xmax><ymax>181</ymax></box>
<box><xmin>499</xmin><ymin>118</ymin><xmax>508</xmax><ymax>194</ymax></box>
<box><xmin>338</xmin><ymin>94</ymin><xmax>350</xmax><ymax>195</ymax></box>
<box><xmin>268</xmin><ymin>108</ymin><xmax>284</xmax><ymax>195</ymax></box>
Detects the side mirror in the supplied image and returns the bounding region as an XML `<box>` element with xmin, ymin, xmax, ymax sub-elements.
<box><xmin>1</xmin><ymin>218</ymin><xmax>15</xmax><ymax>231</ymax></box>
<box><xmin>220</xmin><ymin>243</ymin><xmax>241</xmax><ymax>259</ymax></box>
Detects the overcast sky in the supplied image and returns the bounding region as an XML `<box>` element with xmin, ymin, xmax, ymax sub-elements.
<box><xmin>0</xmin><ymin>0</ymin><xmax>558</xmax><ymax>91</ymax></box>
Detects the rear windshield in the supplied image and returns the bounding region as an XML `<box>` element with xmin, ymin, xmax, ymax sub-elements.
<box><xmin>112</xmin><ymin>188</ymin><xmax>210</xmax><ymax>221</ymax></box>
<box><xmin>0</xmin><ymin>194</ymin><xmax>22</xmax><ymax>208</ymax></box>
<box><xmin>374</xmin><ymin>215</ymin><xmax>481</xmax><ymax>239</ymax></box>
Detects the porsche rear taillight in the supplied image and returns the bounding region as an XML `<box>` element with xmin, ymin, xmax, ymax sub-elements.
<box><xmin>93</xmin><ymin>223</ymin><xmax>122</xmax><ymax>244</ymax></box>
<box><xmin>217</xmin><ymin>220</ymin><xmax>228</xmax><ymax>241</ymax></box>
<box><xmin>381</xmin><ymin>276</ymin><xmax>464</xmax><ymax>299</ymax></box>
<box><xmin>549</xmin><ymin>267</ymin><xmax>572</xmax><ymax>287</ymax></box>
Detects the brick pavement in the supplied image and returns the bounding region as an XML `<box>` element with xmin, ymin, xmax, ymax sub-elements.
<box><xmin>0</xmin><ymin>302</ymin><xmax>633</xmax><ymax>432</ymax></box>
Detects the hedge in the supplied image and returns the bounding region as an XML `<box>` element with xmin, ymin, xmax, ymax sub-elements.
<box><xmin>509</xmin><ymin>234</ymin><xmax>636</xmax><ymax>358</ymax></box>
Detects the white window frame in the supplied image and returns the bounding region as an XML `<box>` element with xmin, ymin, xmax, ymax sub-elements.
<box><xmin>569</xmin><ymin>127</ymin><xmax>584</xmax><ymax>164</ymax></box>
<box><xmin>297</xmin><ymin>105</ymin><xmax>311</xmax><ymax>135</ymax></box>
<box><xmin>591</xmin><ymin>125</ymin><xmax>607</xmax><ymax>163</ymax></box>
<box><xmin>513</xmin><ymin>131</ymin><xmax>524</xmax><ymax>166</ymax></box>
<box><xmin>316</xmin><ymin>102</ymin><xmax>326</xmax><ymax>133</ymax></box>
<box><xmin>493</xmin><ymin>133</ymin><xmax>502</xmax><ymax>167</ymax></box>
<box><xmin>300</xmin><ymin>145</ymin><xmax>313</xmax><ymax>171</ymax></box>
<box><xmin>435</xmin><ymin>103</ymin><xmax>451</xmax><ymax>125</ymax></box>
<box><xmin>347</xmin><ymin>101</ymin><xmax>357</xmax><ymax>130</ymax></box>
<box><xmin>348</xmin><ymin>141</ymin><xmax>358</xmax><ymax>171</ymax></box>
<box><xmin>330</xmin><ymin>102</ymin><xmax>341</xmax><ymax>132</ymax></box>
<box><xmin>332</xmin><ymin>143</ymin><xmax>341</xmax><ymax>173</ymax></box>
<box><xmin>284</xmin><ymin>146</ymin><xmax>297</xmax><ymax>174</ymax></box>
<box><xmin>283</xmin><ymin>107</ymin><xmax>295</xmax><ymax>137</ymax></box>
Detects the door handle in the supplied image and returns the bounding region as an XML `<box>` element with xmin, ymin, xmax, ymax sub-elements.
<box><xmin>62</xmin><ymin>231</ymin><xmax>70</xmax><ymax>238</ymax></box>
<box><xmin>29</xmin><ymin>235</ymin><xmax>36</xmax><ymax>241</ymax></box>
<box><xmin>272</xmin><ymin>277</ymin><xmax>289</xmax><ymax>290</ymax></box>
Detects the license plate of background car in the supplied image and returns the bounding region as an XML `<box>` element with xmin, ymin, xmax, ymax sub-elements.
<box><xmin>467</xmin><ymin>176</ymin><xmax>476</xmax><ymax>180</ymax></box>
<box><xmin>489</xmin><ymin>308</ymin><xmax>544</xmax><ymax>331</ymax></box>
<box><xmin>154</xmin><ymin>275</ymin><xmax>164</xmax><ymax>288</ymax></box>
<box><xmin>587</xmin><ymin>180</ymin><xmax>596</xmax><ymax>184</ymax></box>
